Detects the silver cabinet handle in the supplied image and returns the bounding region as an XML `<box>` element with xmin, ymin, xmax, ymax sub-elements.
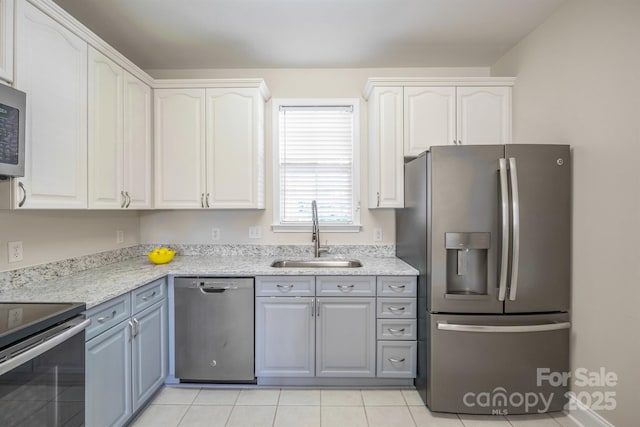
<box><xmin>498</xmin><ymin>158</ymin><xmax>510</xmax><ymax>302</ymax></box>
<box><xmin>201</xmin><ymin>193</ymin><xmax>205</xmax><ymax>208</ymax></box>
<box><xmin>125</xmin><ymin>191</ymin><xmax>132</xmax><ymax>208</ymax></box>
<box><xmin>311</xmin><ymin>299</ymin><xmax>314</xmax><ymax>317</ymax></box>
<box><xmin>18</xmin><ymin>182</ymin><xmax>26</xmax><ymax>207</ymax></box>
<box><xmin>120</xmin><ymin>191</ymin><xmax>127</xmax><ymax>208</ymax></box>
<box><xmin>128</xmin><ymin>320</ymin><xmax>134</xmax><ymax>342</ymax></box>
<box><xmin>337</xmin><ymin>284</ymin><xmax>355</xmax><ymax>291</ymax></box>
<box><xmin>388</xmin><ymin>306</ymin><xmax>406</xmax><ymax>312</ymax></box>
<box><xmin>388</xmin><ymin>357</ymin><xmax>406</xmax><ymax>363</ymax></box>
<box><xmin>437</xmin><ymin>321</ymin><xmax>571</xmax><ymax>333</ymax></box>
<box><xmin>316</xmin><ymin>299</ymin><xmax>320</xmax><ymax>317</ymax></box>
<box><xmin>387</xmin><ymin>328</ymin><xmax>406</xmax><ymax>334</ymax></box>
<box><xmin>132</xmin><ymin>318</ymin><xmax>140</xmax><ymax>337</ymax></box>
<box><xmin>376</xmin><ymin>191</ymin><xmax>380</xmax><ymax>207</ymax></box>
<box><xmin>142</xmin><ymin>291</ymin><xmax>156</xmax><ymax>301</ymax></box>
<box><xmin>276</xmin><ymin>284</ymin><xmax>294</xmax><ymax>290</ymax></box>
<box><xmin>206</xmin><ymin>193</ymin><xmax>210</xmax><ymax>208</ymax></box>
<box><xmin>97</xmin><ymin>310</ymin><xmax>117</xmax><ymax>323</ymax></box>
<box><xmin>388</xmin><ymin>284</ymin><xmax>406</xmax><ymax>291</ymax></box>
<box><xmin>508</xmin><ymin>157</ymin><xmax>520</xmax><ymax>301</ymax></box>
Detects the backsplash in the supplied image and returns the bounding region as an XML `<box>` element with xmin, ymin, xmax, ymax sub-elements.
<box><xmin>0</xmin><ymin>244</ymin><xmax>395</xmax><ymax>290</ymax></box>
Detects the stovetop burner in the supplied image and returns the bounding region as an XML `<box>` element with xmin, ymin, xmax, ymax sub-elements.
<box><xmin>0</xmin><ymin>302</ymin><xmax>85</xmax><ymax>350</ymax></box>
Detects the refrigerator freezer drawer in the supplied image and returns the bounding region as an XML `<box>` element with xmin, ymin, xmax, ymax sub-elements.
<box><xmin>427</xmin><ymin>312</ymin><xmax>570</xmax><ymax>415</ymax></box>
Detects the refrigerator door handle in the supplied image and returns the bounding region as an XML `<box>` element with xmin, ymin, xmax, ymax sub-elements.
<box><xmin>508</xmin><ymin>157</ymin><xmax>521</xmax><ymax>301</ymax></box>
<box><xmin>498</xmin><ymin>158</ymin><xmax>510</xmax><ymax>301</ymax></box>
<box><xmin>437</xmin><ymin>321</ymin><xmax>571</xmax><ymax>333</ymax></box>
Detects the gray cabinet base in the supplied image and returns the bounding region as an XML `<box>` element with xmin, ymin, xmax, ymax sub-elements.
<box><xmin>257</xmin><ymin>377</ymin><xmax>414</xmax><ymax>387</ymax></box>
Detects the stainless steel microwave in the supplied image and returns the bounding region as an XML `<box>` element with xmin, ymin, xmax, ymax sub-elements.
<box><xmin>0</xmin><ymin>84</ymin><xmax>26</xmax><ymax>179</ymax></box>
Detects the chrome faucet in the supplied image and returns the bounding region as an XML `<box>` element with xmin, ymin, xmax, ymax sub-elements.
<box><xmin>311</xmin><ymin>200</ymin><xmax>328</xmax><ymax>257</ymax></box>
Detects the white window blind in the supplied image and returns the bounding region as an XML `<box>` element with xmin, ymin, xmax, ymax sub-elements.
<box><xmin>277</xmin><ymin>104</ymin><xmax>357</xmax><ymax>226</ymax></box>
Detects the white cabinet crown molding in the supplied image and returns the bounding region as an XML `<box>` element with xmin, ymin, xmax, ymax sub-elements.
<box><xmin>153</xmin><ymin>78</ymin><xmax>271</xmax><ymax>100</ymax></box>
<box><xmin>363</xmin><ymin>77</ymin><xmax>516</xmax><ymax>100</ymax></box>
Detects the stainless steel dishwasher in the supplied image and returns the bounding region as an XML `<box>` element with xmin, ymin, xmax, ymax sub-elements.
<box><xmin>174</xmin><ymin>277</ymin><xmax>255</xmax><ymax>382</ymax></box>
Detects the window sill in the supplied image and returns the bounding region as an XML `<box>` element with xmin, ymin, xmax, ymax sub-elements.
<box><xmin>271</xmin><ymin>224</ymin><xmax>362</xmax><ymax>233</ymax></box>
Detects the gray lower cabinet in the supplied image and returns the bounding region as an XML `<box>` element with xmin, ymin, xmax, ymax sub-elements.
<box><xmin>316</xmin><ymin>297</ymin><xmax>376</xmax><ymax>377</ymax></box>
<box><xmin>255</xmin><ymin>276</ymin><xmax>376</xmax><ymax>378</ymax></box>
<box><xmin>85</xmin><ymin>278</ymin><xmax>167</xmax><ymax>427</ymax></box>
<box><xmin>255</xmin><ymin>297</ymin><xmax>315</xmax><ymax>377</ymax></box>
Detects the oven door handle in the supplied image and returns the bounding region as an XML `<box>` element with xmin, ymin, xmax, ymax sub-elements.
<box><xmin>0</xmin><ymin>318</ymin><xmax>91</xmax><ymax>376</ymax></box>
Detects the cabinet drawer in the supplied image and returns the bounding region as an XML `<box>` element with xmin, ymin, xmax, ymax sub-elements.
<box><xmin>256</xmin><ymin>276</ymin><xmax>315</xmax><ymax>296</ymax></box>
<box><xmin>85</xmin><ymin>294</ymin><xmax>131</xmax><ymax>341</ymax></box>
<box><xmin>377</xmin><ymin>298</ymin><xmax>417</xmax><ymax>318</ymax></box>
<box><xmin>377</xmin><ymin>276</ymin><xmax>417</xmax><ymax>297</ymax></box>
<box><xmin>376</xmin><ymin>319</ymin><xmax>417</xmax><ymax>340</ymax></box>
<box><xmin>132</xmin><ymin>278</ymin><xmax>167</xmax><ymax>314</ymax></box>
<box><xmin>377</xmin><ymin>341</ymin><xmax>417</xmax><ymax>378</ymax></box>
<box><xmin>316</xmin><ymin>276</ymin><xmax>376</xmax><ymax>297</ymax></box>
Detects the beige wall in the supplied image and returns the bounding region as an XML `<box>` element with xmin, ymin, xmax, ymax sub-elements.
<box><xmin>492</xmin><ymin>1</ymin><xmax>640</xmax><ymax>425</ymax></box>
<box><xmin>0</xmin><ymin>210</ymin><xmax>140</xmax><ymax>271</ymax></box>
<box><xmin>140</xmin><ymin>67</ymin><xmax>490</xmax><ymax>245</ymax></box>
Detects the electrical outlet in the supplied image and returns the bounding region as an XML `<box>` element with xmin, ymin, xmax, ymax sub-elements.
<box><xmin>7</xmin><ymin>241</ymin><xmax>23</xmax><ymax>263</ymax></box>
<box><xmin>7</xmin><ymin>308</ymin><xmax>23</xmax><ymax>328</ymax></box>
<box><xmin>373</xmin><ymin>228</ymin><xmax>383</xmax><ymax>242</ymax></box>
<box><xmin>211</xmin><ymin>228</ymin><xmax>220</xmax><ymax>241</ymax></box>
<box><xmin>116</xmin><ymin>230</ymin><xmax>124</xmax><ymax>244</ymax></box>
<box><xmin>248</xmin><ymin>226</ymin><xmax>262</xmax><ymax>239</ymax></box>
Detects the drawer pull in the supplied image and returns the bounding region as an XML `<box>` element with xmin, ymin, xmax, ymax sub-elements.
<box><xmin>388</xmin><ymin>306</ymin><xmax>406</xmax><ymax>312</ymax></box>
<box><xmin>388</xmin><ymin>284</ymin><xmax>406</xmax><ymax>291</ymax></box>
<box><xmin>141</xmin><ymin>291</ymin><xmax>157</xmax><ymax>301</ymax></box>
<box><xmin>276</xmin><ymin>284</ymin><xmax>294</xmax><ymax>291</ymax></box>
<box><xmin>388</xmin><ymin>357</ymin><xmax>406</xmax><ymax>363</ymax></box>
<box><xmin>97</xmin><ymin>310</ymin><xmax>117</xmax><ymax>323</ymax></box>
<box><xmin>388</xmin><ymin>328</ymin><xmax>406</xmax><ymax>335</ymax></box>
<box><xmin>337</xmin><ymin>284</ymin><xmax>355</xmax><ymax>291</ymax></box>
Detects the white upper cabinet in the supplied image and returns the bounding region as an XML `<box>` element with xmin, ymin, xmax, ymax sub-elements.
<box><xmin>154</xmin><ymin>88</ymin><xmax>206</xmax><ymax>209</ymax></box>
<box><xmin>88</xmin><ymin>48</ymin><xmax>152</xmax><ymax>209</ymax></box>
<box><xmin>154</xmin><ymin>82</ymin><xmax>268</xmax><ymax>209</ymax></box>
<box><xmin>0</xmin><ymin>0</ymin><xmax>13</xmax><ymax>83</ymax></box>
<box><xmin>457</xmin><ymin>86</ymin><xmax>511</xmax><ymax>145</ymax></box>
<box><xmin>404</xmin><ymin>87</ymin><xmax>456</xmax><ymax>156</ymax></box>
<box><xmin>205</xmin><ymin>88</ymin><xmax>264</xmax><ymax>209</ymax></box>
<box><xmin>367</xmin><ymin>86</ymin><xmax>404</xmax><ymax>209</ymax></box>
<box><xmin>88</xmin><ymin>48</ymin><xmax>124</xmax><ymax>209</ymax></box>
<box><xmin>14</xmin><ymin>0</ymin><xmax>87</xmax><ymax>209</ymax></box>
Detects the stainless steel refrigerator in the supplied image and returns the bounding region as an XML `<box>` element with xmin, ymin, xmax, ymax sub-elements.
<box><xmin>396</xmin><ymin>144</ymin><xmax>571</xmax><ymax>415</ymax></box>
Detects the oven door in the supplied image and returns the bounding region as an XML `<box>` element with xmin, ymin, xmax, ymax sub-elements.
<box><xmin>0</xmin><ymin>316</ymin><xmax>90</xmax><ymax>427</ymax></box>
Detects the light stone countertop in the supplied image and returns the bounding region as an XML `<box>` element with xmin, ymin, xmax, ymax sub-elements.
<box><xmin>0</xmin><ymin>255</ymin><xmax>418</xmax><ymax>309</ymax></box>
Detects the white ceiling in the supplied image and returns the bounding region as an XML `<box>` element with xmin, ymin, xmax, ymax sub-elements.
<box><xmin>51</xmin><ymin>0</ymin><xmax>564</xmax><ymax>70</ymax></box>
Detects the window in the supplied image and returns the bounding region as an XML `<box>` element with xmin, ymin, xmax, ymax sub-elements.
<box><xmin>272</xmin><ymin>99</ymin><xmax>360</xmax><ymax>232</ymax></box>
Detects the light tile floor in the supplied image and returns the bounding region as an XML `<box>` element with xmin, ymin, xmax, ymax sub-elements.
<box><xmin>131</xmin><ymin>387</ymin><xmax>582</xmax><ymax>427</ymax></box>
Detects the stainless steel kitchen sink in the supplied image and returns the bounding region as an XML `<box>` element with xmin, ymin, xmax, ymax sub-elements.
<box><xmin>270</xmin><ymin>259</ymin><xmax>363</xmax><ymax>268</ymax></box>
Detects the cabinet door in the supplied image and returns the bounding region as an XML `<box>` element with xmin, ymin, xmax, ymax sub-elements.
<box><xmin>255</xmin><ymin>297</ymin><xmax>315</xmax><ymax>377</ymax></box>
<box><xmin>456</xmin><ymin>86</ymin><xmax>511</xmax><ymax>145</ymax></box>
<box><xmin>205</xmin><ymin>88</ymin><xmax>264</xmax><ymax>209</ymax></box>
<box><xmin>132</xmin><ymin>300</ymin><xmax>167</xmax><ymax>412</ymax></box>
<box><xmin>316</xmin><ymin>297</ymin><xmax>375</xmax><ymax>377</ymax></box>
<box><xmin>154</xmin><ymin>88</ymin><xmax>206</xmax><ymax>208</ymax></box>
<box><xmin>368</xmin><ymin>86</ymin><xmax>403</xmax><ymax>208</ymax></box>
<box><xmin>86</xmin><ymin>320</ymin><xmax>132</xmax><ymax>427</ymax></box>
<box><xmin>0</xmin><ymin>0</ymin><xmax>13</xmax><ymax>83</ymax></box>
<box><xmin>15</xmin><ymin>0</ymin><xmax>87</xmax><ymax>208</ymax></box>
<box><xmin>88</xmin><ymin>47</ymin><xmax>124</xmax><ymax>209</ymax></box>
<box><xmin>404</xmin><ymin>87</ymin><xmax>456</xmax><ymax>155</ymax></box>
<box><xmin>123</xmin><ymin>72</ymin><xmax>152</xmax><ymax>209</ymax></box>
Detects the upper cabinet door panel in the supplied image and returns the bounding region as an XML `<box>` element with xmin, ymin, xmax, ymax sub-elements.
<box><xmin>456</xmin><ymin>86</ymin><xmax>511</xmax><ymax>145</ymax></box>
<box><xmin>154</xmin><ymin>89</ymin><xmax>206</xmax><ymax>208</ymax></box>
<box><xmin>205</xmin><ymin>88</ymin><xmax>264</xmax><ymax>209</ymax></box>
<box><xmin>123</xmin><ymin>72</ymin><xmax>152</xmax><ymax>209</ymax></box>
<box><xmin>0</xmin><ymin>0</ymin><xmax>14</xmax><ymax>83</ymax></box>
<box><xmin>15</xmin><ymin>0</ymin><xmax>88</xmax><ymax>208</ymax></box>
<box><xmin>88</xmin><ymin>47</ymin><xmax>124</xmax><ymax>209</ymax></box>
<box><xmin>404</xmin><ymin>87</ymin><xmax>455</xmax><ymax>155</ymax></box>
